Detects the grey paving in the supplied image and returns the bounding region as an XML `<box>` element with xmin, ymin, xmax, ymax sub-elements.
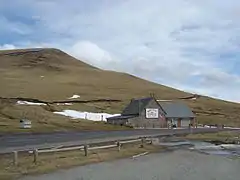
<box><xmin>21</xmin><ymin>150</ymin><xmax>240</xmax><ymax>180</ymax></box>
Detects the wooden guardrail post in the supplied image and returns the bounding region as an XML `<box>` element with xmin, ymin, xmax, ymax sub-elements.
<box><xmin>33</xmin><ymin>149</ymin><xmax>38</xmax><ymax>164</ymax></box>
<box><xmin>189</xmin><ymin>124</ymin><xmax>193</xmax><ymax>134</ymax></box>
<box><xmin>13</xmin><ymin>151</ymin><xmax>18</xmax><ymax>166</ymax></box>
<box><xmin>117</xmin><ymin>141</ymin><xmax>121</xmax><ymax>151</ymax></box>
<box><xmin>84</xmin><ymin>145</ymin><xmax>89</xmax><ymax>156</ymax></box>
<box><xmin>140</xmin><ymin>137</ymin><xmax>144</xmax><ymax>148</ymax></box>
<box><xmin>149</xmin><ymin>138</ymin><xmax>153</xmax><ymax>145</ymax></box>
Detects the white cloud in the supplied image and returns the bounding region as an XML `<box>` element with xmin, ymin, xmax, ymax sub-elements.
<box><xmin>180</xmin><ymin>71</ymin><xmax>240</xmax><ymax>102</ymax></box>
<box><xmin>1</xmin><ymin>0</ymin><xmax>240</xmax><ymax>102</ymax></box>
<box><xmin>68</xmin><ymin>41</ymin><xmax>118</xmax><ymax>69</ymax></box>
<box><xmin>0</xmin><ymin>44</ymin><xmax>16</xmax><ymax>50</ymax></box>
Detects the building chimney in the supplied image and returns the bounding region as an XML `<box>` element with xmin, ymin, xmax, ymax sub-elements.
<box><xmin>150</xmin><ymin>93</ymin><xmax>155</xmax><ymax>98</ymax></box>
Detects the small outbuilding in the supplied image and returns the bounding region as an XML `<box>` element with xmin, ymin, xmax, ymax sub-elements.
<box><xmin>158</xmin><ymin>101</ymin><xmax>196</xmax><ymax>128</ymax></box>
<box><xmin>107</xmin><ymin>97</ymin><xmax>196</xmax><ymax>128</ymax></box>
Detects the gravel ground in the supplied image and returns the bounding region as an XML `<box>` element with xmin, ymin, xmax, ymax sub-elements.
<box><xmin>21</xmin><ymin>150</ymin><xmax>240</xmax><ymax>180</ymax></box>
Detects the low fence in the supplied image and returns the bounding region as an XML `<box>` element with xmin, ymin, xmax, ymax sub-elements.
<box><xmin>12</xmin><ymin>137</ymin><xmax>152</xmax><ymax>166</ymax></box>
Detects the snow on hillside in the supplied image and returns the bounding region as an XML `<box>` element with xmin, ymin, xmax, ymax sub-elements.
<box><xmin>16</xmin><ymin>101</ymin><xmax>73</xmax><ymax>106</ymax></box>
<box><xmin>16</xmin><ymin>101</ymin><xmax>47</xmax><ymax>106</ymax></box>
<box><xmin>54</xmin><ymin>110</ymin><xmax>120</xmax><ymax>121</ymax></box>
<box><xmin>68</xmin><ymin>95</ymin><xmax>80</xmax><ymax>99</ymax></box>
<box><xmin>56</xmin><ymin>103</ymin><xmax>73</xmax><ymax>105</ymax></box>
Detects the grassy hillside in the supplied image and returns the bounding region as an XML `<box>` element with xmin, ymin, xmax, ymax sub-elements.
<box><xmin>0</xmin><ymin>48</ymin><xmax>240</xmax><ymax>132</ymax></box>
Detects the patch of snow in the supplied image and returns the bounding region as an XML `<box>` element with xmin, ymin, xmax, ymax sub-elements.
<box><xmin>40</xmin><ymin>76</ymin><xmax>44</xmax><ymax>78</ymax></box>
<box><xmin>220</xmin><ymin>144</ymin><xmax>240</xmax><ymax>149</ymax></box>
<box><xmin>65</xmin><ymin>103</ymin><xmax>73</xmax><ymax>105</ymax></box>
<box><xmin>203</xmin><ymin>125</ymin><xmax>217</xmax><ymax>128</ymax></box>
<box><xmin>194</xmin><ymin>145</ymin><xmax>223</xmax><ymax>150</ymax></box>
<box><xmin>56</xmin><ymin>103</ymin><xmax>73</xmax><ymax>106</ymax></box>
<box><xmin>68</xmin><ymin>95</ymin><xmax>80</xmax><ymax>99</ymax></box>
<box><xmin>17</xmin><ymin>101</ymin><xmax>47</xmax><ymax>106</ymax></box>
<box><xmin>54</xmin><ymin>110</ymin><xmax>120</xmax><ymax>121</ymax></box>
<box><xmin>224</xmin><ymin>127</ymin><xmax>240</xmax><ymax>130</ymax></box>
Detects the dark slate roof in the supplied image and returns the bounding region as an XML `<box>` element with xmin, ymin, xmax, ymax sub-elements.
<box><xmin>121</xmin><ymin>97</ymin><xmax>154</xmax><ymax>116</ymax></box>
<box><xmin>106</xmin><ymin>115</ymin><xmax>137</xmax><ymax>120</ymax></box>
<box><xmin>158</xmin><ymin>101</ymin><xmax>195</xmax><ymax>118</ymax></box>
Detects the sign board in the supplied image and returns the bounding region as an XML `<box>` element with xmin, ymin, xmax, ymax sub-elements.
<box><xmin>145</xmin><ymin>108</ymin><xmax>159</xmax><ymax>119</ymax></box>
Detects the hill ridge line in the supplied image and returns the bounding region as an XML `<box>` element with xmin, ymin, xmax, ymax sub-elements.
<box><xmin>0</xmin><ymin>97</ymin><xmax>122</xmax><ymax>104</ymax></box>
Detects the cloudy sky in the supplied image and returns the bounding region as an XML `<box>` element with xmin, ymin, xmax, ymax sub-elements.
<box><xmin>0</xmin><ymin>0</ymin><xmax>240</xmax><ymax>102</ymax></box>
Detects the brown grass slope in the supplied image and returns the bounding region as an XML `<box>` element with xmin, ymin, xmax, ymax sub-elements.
<box><xmin>0</xmin><ymin>48</ymin><xmax>239</xmax><ymax>132</ymax></box>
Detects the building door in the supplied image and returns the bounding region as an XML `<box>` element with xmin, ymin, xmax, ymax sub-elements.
<box><xmin>181</xmin><ymin>119</ymin><xmax>190</xmax><ymax>127</ymax></box>
<box><xmin>159</xmin><ymin>114</ymin><xmax>166</xmax><ymax>128</ymax></box>
<box><xmin>171</xmin><ymin>118</ymin><xmax>177</xmax><ymax>127</ymax></box>
<box><xmin>177</xmin><ymin>119</ymin><xmax>181</xmax><ymax>127</ymax></box>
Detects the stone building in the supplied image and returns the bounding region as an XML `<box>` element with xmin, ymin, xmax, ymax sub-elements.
<box><xmin>106</xmin><ymin>97</ymin><xmax>196</xmax><ymax>128</ymax></box>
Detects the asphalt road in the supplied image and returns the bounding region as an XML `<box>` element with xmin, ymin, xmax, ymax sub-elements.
<box><xmin>0</xmin><ymin>128</ymin><xmax>238</xmax><ymax>154</ymax></box>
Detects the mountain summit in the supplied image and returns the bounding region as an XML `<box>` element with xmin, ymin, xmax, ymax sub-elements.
<box><xmin>0</xmin><ymin>48</ymin><xmax>95</xmax><ymax>70</ymax></box>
